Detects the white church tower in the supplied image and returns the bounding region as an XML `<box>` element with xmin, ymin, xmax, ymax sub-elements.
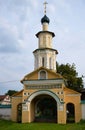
<box><xmin>33</xmin><ymin>2</ymin><xmax>58</xmax><ymax>72</ymax></box>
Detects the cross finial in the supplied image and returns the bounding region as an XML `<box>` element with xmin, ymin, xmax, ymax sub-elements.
<box><xmin>43</xmin><ymin>1</ymin><xmax>48</xmax><ymax>15</ymax></box>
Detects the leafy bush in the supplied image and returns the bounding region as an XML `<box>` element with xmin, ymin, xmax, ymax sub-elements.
<box><xmin>79</xmin><ymin>119</ymin><xmax>85</xmax><ymax>124</ymax></box>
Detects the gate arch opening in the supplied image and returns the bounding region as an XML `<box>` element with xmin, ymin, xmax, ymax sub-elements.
<box><xmin>27</xmin><ymin>90</ymin><xmax>61</xmax><ymax>123</ymax></box>
<box><xmin>34</xmin><ymin>95</ymin><xmax>57</xmax><ymax>122</ymax></box>
<box><xmin>27</xmin><ymin>90</ymin><xmax>60</xmax><ymax>123</ymax></box>
<box><xmin>31</xmin><ymin>94</ymin><xmax>57</xmax><ymax>123</ymax></box>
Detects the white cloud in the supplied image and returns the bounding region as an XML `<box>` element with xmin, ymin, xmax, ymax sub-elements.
<box><xmin>48</xmin><ymin>4</ymin><xmax>56</xmax><ymax>14</ymax></box>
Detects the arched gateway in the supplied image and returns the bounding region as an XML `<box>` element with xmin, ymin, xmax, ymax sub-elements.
<box><xmin>26</xmin><ymin>90</ymin><xmax>61</xmax><ymax>123</ymax></box>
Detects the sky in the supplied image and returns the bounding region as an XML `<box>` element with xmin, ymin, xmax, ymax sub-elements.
<box><xmin>0</xmin><ymin>0</ymin><xmax>85</xmax><ymax>94</ymax></box>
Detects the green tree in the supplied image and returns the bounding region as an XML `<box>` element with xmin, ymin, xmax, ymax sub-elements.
<box><xmin>56</xmin><ymin>63</ymin><xmax>84</xmax><ymax>91</ymax></box>
<box><xmin>5</xmin><ymin>90</ymin><xmax>18</xmax><ymax>96</ymax></box>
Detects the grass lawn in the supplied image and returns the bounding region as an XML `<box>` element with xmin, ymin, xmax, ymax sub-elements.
<box><xmin>0</xmin><ymin>119</ymin><xmax>85</xmax><ymax>130</ymax></box>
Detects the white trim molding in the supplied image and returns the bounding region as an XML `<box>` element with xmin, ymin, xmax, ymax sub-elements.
<box><xmin>23</xmin><ymin>79</ymin><xmax>64</xmax><ymax>86</ymax></box>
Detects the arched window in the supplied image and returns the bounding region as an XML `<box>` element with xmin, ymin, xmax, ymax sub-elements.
<box><xmin>40</xmin><ymin>71</ymin><xmax>46</xmax><ymax>79</ymax></box>
<box><xmin>66</xmin><ymin>103</ymin><xmax>75</xmax><ymax>123</ymax></box>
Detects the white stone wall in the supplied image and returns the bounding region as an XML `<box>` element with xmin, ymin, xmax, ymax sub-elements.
<box><xmin>81</xmin><ymin>104</ymin><xmax>85</xmax><ymax>119</ymax></box>
<box><xmin>0</xmin><ymin>108</ymin><xmax>11</xmax><ymax>120</ymax></box>
<box><xmin>34</xmin><ymin>49</ymin><xmax>56</xmax><ymax>72</ymax></box>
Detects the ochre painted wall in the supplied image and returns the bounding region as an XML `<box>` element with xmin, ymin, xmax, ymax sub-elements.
<box><xmin>11</xmin><ymin>97</ymin><xmax>22</xmax><ymax>122</ymax></box>
<box><xmin>64</xmin><ymin>95</ymin><xmax>81</xmax><ymax>123</ymax></box>
<box><xmin>22</xmin><ymin>111</ymin><xmax>29</xmax><ymax>123</ymax></box>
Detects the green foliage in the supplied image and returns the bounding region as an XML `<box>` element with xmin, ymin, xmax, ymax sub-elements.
<box><xmin>5</xmin><ymin>90</ymin><xmax>18</xmax><ymax>96</ymax></box>
<box><xmin>79</xmin><ymin>119</ymin><xmax>85</xmax><ymax>124</ymax></box>
<box><xmin>56</xmin><ymin>62</ymin><xmax>84</xmax><ymax>91</ymax></box>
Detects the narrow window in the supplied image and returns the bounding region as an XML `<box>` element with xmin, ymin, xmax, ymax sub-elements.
<box><xmin>48</xmin><ymin>36</ymin><xmax>50</xmax><ymax>46</ymax></box>
<box><xmin>43</xmin><ymin>36</ymin><xmax>46</xmax><ymax>43</ymax></box>
<box><xmin>49</xmin><ymin>57</ymin><xmax>52</xmax><ymax>69</ymax></box>
<box><xmin>42</xmin><ymin>57</ymin><xmax>44</xmax><ymax>67</ymax></box>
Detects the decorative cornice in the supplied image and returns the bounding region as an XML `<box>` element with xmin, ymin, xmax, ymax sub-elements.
<box><xmin>33</xmin><ymin>48</ymin><xmax>58</xmax><ymax>54</ymax></box>
<box><xmin>26</xmin><ymin>84</ymin><xmax>62</xmax><ymax>89</ymax></box>
<box><xmin>36</xmin><ymin>31</ymin><xmax>55</xmax><ymax>37</ymax></box>
<box><xmin>23</xmin><ymin>78</ymin><xmax>64</xmax><ymax>86</ymax></box>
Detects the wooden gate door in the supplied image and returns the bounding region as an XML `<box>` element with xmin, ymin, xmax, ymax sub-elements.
<box><xmin>17</xmin><ymin>103</ymin><xmax>22</xmax><ymax>123</ymax></box>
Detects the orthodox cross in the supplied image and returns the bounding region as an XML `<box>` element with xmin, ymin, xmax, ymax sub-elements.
<box><xmin>43</xmin><ymin>1</ymin><xmax>48</xmax><ymax>14</ymax></box>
